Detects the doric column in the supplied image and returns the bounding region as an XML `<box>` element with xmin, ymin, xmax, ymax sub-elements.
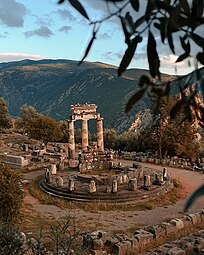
<box><xmin>82</xmin><ymin>119</ymin><xmax>88</xmax><ymax>151</ymax></box>
<box><xmin>68</xmin><ymin>120</ymin><xmax>75</xmax><ymax>160</ymax></box>
<box><xmin>97</xmin><ymin>118</ymin><xmax>104</xmax><ymax>151</ymax></box>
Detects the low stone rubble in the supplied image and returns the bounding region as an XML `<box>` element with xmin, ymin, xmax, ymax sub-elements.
<box><xmin>82</xmin><ymin>211</ymin><xmax>204</xmax><ymax>255</ymax></box>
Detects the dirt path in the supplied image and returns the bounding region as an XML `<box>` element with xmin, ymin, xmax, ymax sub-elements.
<box><xmin>22</xmin><ymin>162</ymin><xmax>204</xmax><ymax>235</ymax></box>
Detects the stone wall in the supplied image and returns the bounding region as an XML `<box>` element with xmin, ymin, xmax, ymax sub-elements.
<box><xmin>83</xmin><ymin>211</ymin><xmax>204</xmax><ymax>255</ymax></box>
<box><xmin>4</xmin><ymin>154</ymin><xmax>29</xmax><ymax>168</ymax></box>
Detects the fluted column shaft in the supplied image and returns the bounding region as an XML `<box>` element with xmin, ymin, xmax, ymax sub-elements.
<box><xmin>68</xmin><ymin>120</ymin><xmax>75</xmax><ymax>160</ymax></box>
<box><xmin>82</xmin><ymin>119</ymin><xmax>89</xmax><ymax>151</ymax></box>
<box><xmin>97</xmin><ymin>118</ymin><xmax>104</xmax><ymax>151</ymax></box>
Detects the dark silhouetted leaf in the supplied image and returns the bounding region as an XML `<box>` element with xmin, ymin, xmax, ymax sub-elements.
<box><xmin>68</xmin><ymin>0</ymin><xmax>89</xmax><ymax>20</ymax></box>
<box><xmin>58</xmin><ymin>0</ymin><xmax>65</xmax><ymax>3</ymax></box>
<box><xmin>176</xmin><ymin>53</ymin><xmax>189</xmax><ymax>62</ymax></box>
<box><xmin>118</xmin><ymin>36</ymin><xmax>142</xmax><ymax>76</ymax></box>
<box><xmin>147</xmin><ymin>31</ymin><xmax>160</xmax><ymax>79</ymax></box>
<box><xmin>167</xmin><ymin>30</ymin><xmax>175</xmax><ymax>54</ymax></box>
<box><xmin>197</xmin><ymin>52</ymin><xmax>204</xmax><ymax>65</ymax></box>
<box><xmin>120</xmin><ymin>17</ymin><xmax>131</xmax><ymax>45</ymax></box>
<box><xmin>192</xmin><ymin>0</ymin><xmax>204</xmax><ymax>18</ymax></box>
<box><xmin>124</xmin><ymin>12</ymin><xmax>135</xmax><ymax>34</ymax></box>
<box><xmin>180</xmin><ymin>0</ymin><xmax>190</xmax><ymax>15</ymax></box>
<box><xmin>130</xmin><ymin>0</ymin><xmax>139</xmax><ymax>12</ymax></box>
<box><xmin>125</xmin><ymin>88</ymin><xmax>146</xmax><ymax>113</ymax></box>
<box><xmin>184</xmin><ymin>184</ymin><xmax>204</xmax><ymax>212</ymax></box>
<box><xmin>79</xmin><ymin>32</ymin><xmax>96</xmax><ymax>64</ymax></box>
<box><xmin>139</xmin><ymin>75</ymin><xmax>151</xmax><ymax>87</ymax></box>
<box><xmin>134</xmin><ymin>15</ymin><xmax>146</xmax><ymax>29</ymax></box>
<box><xmin>191</xmin><ymin>33</ymin><xmax>204</xmax><ymax>48</ymax></box>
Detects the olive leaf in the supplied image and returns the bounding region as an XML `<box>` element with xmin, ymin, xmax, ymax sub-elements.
<box><xmin>147</xmin><ymin>31</ymin><xmax>160</xmax><ymax>79</ymax></box>
<box><xmin>79</xmin><ymin>31</ymin><xmax>96</xmax><ymax>64</ymax></box>
<box><xmin>184</xmin><ymin>184</ymin><xmax>204</xmax><ymax>212</ymax></box>
<box><xmin>118</xmin><ymin>36</ymin><xmax>142</xmax><ymax>76</ymax></box>
<box><xmin>130</xmin><ymin>0</ymin><xmax>139</xmax><ymax>12</ymax></box>
<box><xmin>68</xmin><ymin>0</ymin><xmax>89</xmax><ymax>20</ymax></box>
<box><xmin>125</xmin><ymin>88</ymin><xmax>146</xmax><ymax>113</ymax></box>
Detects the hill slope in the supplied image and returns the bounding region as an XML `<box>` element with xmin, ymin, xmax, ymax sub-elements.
<box><xmin>0</xmin><ymin>59</ymin><xmax>177</xmax><ymax>132</ymax></box>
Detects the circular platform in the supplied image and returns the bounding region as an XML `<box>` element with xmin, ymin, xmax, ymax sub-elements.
<box><xmin>39</xmin><ymin>165</ymin><xmax>174</xmax><ymax>204</ymax></box>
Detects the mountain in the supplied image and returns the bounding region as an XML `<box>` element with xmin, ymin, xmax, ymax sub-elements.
<box><xmin>0</xmin><ymin>58</ymin><xmax>197</xmax><ymax>133</ymax></box>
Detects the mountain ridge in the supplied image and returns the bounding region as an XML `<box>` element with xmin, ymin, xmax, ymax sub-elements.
<box><xmin>0</xmin><ymin>59</ymin><xmax>201</xmax><ymax>133</ymax></box>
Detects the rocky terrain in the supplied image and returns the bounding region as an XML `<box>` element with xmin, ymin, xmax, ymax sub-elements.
<box><xmin>0</xmin><ymin>59</ymin><xmax>171</xmax><ymax>133</ymax></box>
<box><xmin>0</xmin><ymin>59</ymin><xmax>203</xmax><ymax>133</ymax></box>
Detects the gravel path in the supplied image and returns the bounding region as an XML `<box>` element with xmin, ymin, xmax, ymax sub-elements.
<box><xmin>23</xmin><ymin>161</ymin><xmax>204</xmax><ymax>234</ymax></box>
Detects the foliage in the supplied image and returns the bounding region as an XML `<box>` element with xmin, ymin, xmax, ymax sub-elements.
<box><xmin>139</xmin><ymin>96</ymin><xmax>200</xmax><ymax>158</ymax></box>
<box><xmin>59</xmin><ymin>120</ymin><xmax>69</xmax><ymax>142</ymax></box>
<box><xmin>0</xmin><ymin>97</ymin><xmax>11</xmax><ymax>130</ymax></box>
<box><xmin>27</xmin><ymin>115</ymin><xmax>63</xmax><ymax>144</ymax></box>
<box><xmin>0</xmin><ymin>224</ymin><xmax>24</xmax><ymax>255</ymax></box>
<box><xmin>19</xmin><ymin>105</ymin><xmax>39</xmax><ymax>134</ymax></box>
<box><xmin>59</xmin><ymin>0</ymin><xmax>204</xmax><ymax>124</ymax></box>
<box><xmin>104</xmin><ymin>128</ymin><xmax>118</xmax><ymax>149</ymax></box>
<box><xmin>0</xmin><ymin>163</ymin><xmax>24</xmax><ymax>225</ymax></box>
<box><xmin>46</xmin><ymin>216</ymin><xmax>86</xmax><ymax>254</ymax></box>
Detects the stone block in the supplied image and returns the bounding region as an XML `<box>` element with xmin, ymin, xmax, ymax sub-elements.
<box><xmin>92</xmin><ymin>239</ymin><xmax>104</xmax><ymax>250</ymax></box>
<box><xmin>148</xmin><ymin>225</ymin><xmax>166</xmax><ymax>239</ymax></box>
<box><xmin>170</xmin><ymin>218</ymin><xmax>184</xmax><ymax>230</ymax></box>
<box><xmin>168</xmin><ymin>247</ymin><xmax>185</xmax><ymax>255</ymax></box>
<box><xmin>182</xmin><ymin>216</ymin><xmax>194</xmax><ymax>228</ymax></box>
<box><xmin>161</xmin><ymin>222</ymin><xmax>177</xmax><ymax>235</ymax></box>
<box><xmin>90</xmin><ymin>250</ymin><xmax>107</xmax><ymax>255</ymax></box>
<box><xmin>134</xmin><ymin>229</ymin><xmax>154</xmax><ymax>247</ymax></box>
<box><xmin>112</xmin><ymin>241</ymin><xmax>131</xmax><ymax>255</ymax></box>
<box><xmin>188</xmin><ymin>212</ymin><xmax>202</xmax><ymax>225</ymax></box>
<box><xmin>106</xmin><ymin>237</ymin><xmax>119</xmax><ymax>248</ymax></box>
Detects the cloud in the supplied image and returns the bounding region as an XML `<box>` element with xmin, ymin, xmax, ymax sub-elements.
<box><xmin>57</xmin><ymin>9</ymin><xmax>76</xmax><ymax>21</ymax></box>
<box><xmin>0</xmin><ymin>53</ymin><xmax>48</xmax><ymax>63</ymax></box>
<box><xmin>0</xmin><ymin>0</ymin><xmax>27</xmax><ymax>27</ymax></box>
<box><xmin>24</xmin><ymin>26</ymin><xmax>54</xmax><ymax>38</ymax></box>
<box><xmin>58</xmin><ymin>25</ymin><xmax>72</xmax><ymax>33</ymax></box>
<box><xmin>36</xmin><ymin>15</ymin><xmax>53</xmax><ymax>27</ymax></box>
<box><xmin>98</xmin><ymin>32</ymin><xmax>111</xmax><ymax>40</ymax></box>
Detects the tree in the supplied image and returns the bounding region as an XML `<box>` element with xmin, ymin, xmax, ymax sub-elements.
<box><xmin>104</xmin><ymin>128</ymin><xmax>118</xmax><ymax>149</ymax></box>
<box><xmin>27</xmin><ymin>115</ymin><xmax>63</xmax><ymax>144</ymax></box>
<box><xmin>20</xmin><ymin>105</ymin><xmax>39</xmax><ymax>134</ymax></box>
<box><xmin>0</xmin><ymin>97</ymin><xmax>11</xmax><ymax>130</ymax></box>
<box><xmin>144</xmin><ymin>96</ymin><xmax>200</xmax><ymax>158</ymax></box>
<box><xmin>59</xmin><ymin>0</ymin><xmax>204</xmax><ymax>125</ymax></box>
<box><xmin>0</xmin><ymin>163</ymin><xmax>24</xmax><ymax>225</ymax></box>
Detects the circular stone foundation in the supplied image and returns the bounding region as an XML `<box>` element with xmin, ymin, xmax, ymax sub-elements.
<box><xmin>40</xmin><ymin>164</ymin><xmax>174</xmax><ymax>204</ymax></box>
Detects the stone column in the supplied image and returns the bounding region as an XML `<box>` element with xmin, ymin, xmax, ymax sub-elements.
<box><xmin>97</xmin><ymin>118</ymin><xmax>104</xmax><ymax>151</ymax></box>
<box><xmin>89</xmin><ymin>180</ymin><xmax>96</xmax><ymax>193</ymax></box>
<box><xmin>68</xmin><ymin>178</ymin><xmax>75</xmax><ymax>192</ymax></box>
<box><xmin>163</xmin><ymin>167</ymin><xmax>168</xmax><ymax>180</ymax></box>
<box><xmin>82</xmin><ymin>119</ymin><xmax>89</xmax><ymax>151</ymax></box>
<box><xmin>144</xmin><ymin>175</ymin><xmax>151</xmax><ymax>187</ymax></box>
<box><xmin>128</xmin><ymin>178</ymin><xmax>137</xmax><ymax>191</ymax></box>
<box><xmin>68</xmin><ymin>120</ymin><xmax>75</xmax><ymax>160</ymax></box>
<box><xmin>112</xmin><ymin>179</ymin><xmax>118</xmax><ymax>193</ymax></box>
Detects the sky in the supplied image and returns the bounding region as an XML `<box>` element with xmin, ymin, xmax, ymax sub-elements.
<box><xmin>0</xmin><ymin>0</ymin><xmax>202</xmax><ymax>75</ymax></box>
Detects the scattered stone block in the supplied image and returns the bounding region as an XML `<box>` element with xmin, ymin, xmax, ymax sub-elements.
<box><xmin>188</xmin><ymin>212</ymin><xmax>202</xmax><ymax>225</ymax></box>
<box><xmin>112</xmin><ymin>241</ymin><xmax>131</xmax><ymax>255</ymax></box>
<box><xmin>168</xmin><ymin>247</ymin><xmax>185</xmax><ymax>255</ymax></box>
<box><xmin>162</xmin><ymin>222</ymin><xmax>177</xmax><ymax>235</ymax></box>
<box><xmin>170</xmin><ymin>219</ymin><xmax>184</xmax><ymax>230</ymax></box>
<box><xmin>148</xmin><ymin>225</ymin><xmax>166</xmax><ymax>239</ymax></box>
<box><xmin>134</xmin><ymin>229</ymin><xmax>154</xmax><ymax>247</ymax></box>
